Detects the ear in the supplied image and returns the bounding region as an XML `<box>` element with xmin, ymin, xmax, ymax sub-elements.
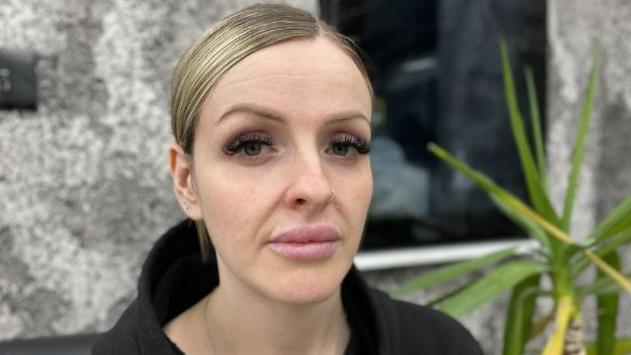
<box><xmin>169</xmin><ymin>143</ymin><xmax>203</xmax><ymax>220</ymax></box>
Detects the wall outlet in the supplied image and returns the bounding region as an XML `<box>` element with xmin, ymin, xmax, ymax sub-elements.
<box><xmin>0</xmin><ymin>50</ymin><xmax>37</xmax><ymax>110</ymax></box>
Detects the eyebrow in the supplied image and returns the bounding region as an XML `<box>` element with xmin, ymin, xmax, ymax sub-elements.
<box><xmin>215</xmin><ymin>103</ymin><xmax>370</xmax><ymax>126</ymax></box>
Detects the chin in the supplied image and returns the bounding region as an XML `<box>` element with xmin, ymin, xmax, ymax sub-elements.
<box><xmin>263</xmin><ymin>260</ymin><xmax>352</xmax><ymax>305</ymax></box>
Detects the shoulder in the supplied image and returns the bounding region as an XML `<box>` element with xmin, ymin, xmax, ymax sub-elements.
<box><xmin>91</xmin><ymin>300</ymin><xmax>141</xmax><ymax>355</ymax></box>
<box><xmin>92</xmin><ymin>298</ymin><xmax>182</xmax><ymax>355</ymax></box>
<box><xmin>369</xmin><ymin>288</ymin><xmax>483</xmax><ymax>355</ymax></box>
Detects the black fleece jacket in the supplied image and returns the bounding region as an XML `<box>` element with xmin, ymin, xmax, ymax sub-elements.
<box><xmin>92</xmin><ymin>220</ymin><xmax>483</xmax><ymax>355</ymax></box>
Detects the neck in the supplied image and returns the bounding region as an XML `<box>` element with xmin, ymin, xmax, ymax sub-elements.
<box><xmin>204</xmin><ymin>275</ymin><xmax>350</xmax><ymax>355</ymax></box>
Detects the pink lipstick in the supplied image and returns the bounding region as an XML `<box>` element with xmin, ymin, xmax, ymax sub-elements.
<box><xmin>269</xmin><ymin>225</ymin><xmax>340</xmax><ymax>261</ymax></box>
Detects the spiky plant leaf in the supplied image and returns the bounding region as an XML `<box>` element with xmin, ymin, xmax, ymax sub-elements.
<box><xmin>435</xmin><ymin>259</ymin><xmax>545</xmax><ymax>318</ymax></box>
<box><xmin>502</xmin><ymin>274</ymin><xmax>541</xmax><ymax>355</ymax></box>
<box><xmin>500</xmin><ymin>40</ymin><xmax>559</xmax><ymax>224</ymax></box>
<box><xmin>584</xmin><ymin>251</ymin><xmax>631</xmax><ymax>294</ymax></box>
<box><xmin>588</xmin><ymin>195</ymin><xmax>631</xmax><ymax>243</ymax></box>
<box><xmin>597</xmin><ymin>251</ymin><xmax>620</xmax><ymax>355</ymax></box>
<box><xmin>577</xmin><ymin>272</ymin><xmax>631</xmax><ymax>297</ymax></box>
<box><xmin>594</xmin><ymin>231</ymin><xmax>631</xmax><ymax>257</ymax></box>
<box><xmin>561</xmin><ymin>53</ymin><xmax>601</xmax><ymax>231</ymax></box>
<box><xmin>392</xmin><ymin>247</ymin><xmax>517</xmax><ymax>298</ymax></box>
<box><xmin>428</xmin><ymin>142</ymin><xmax>631</xmax><ymax>294</ymax></box>
<box><xmin>572</xmin><ymin>231</ymin><xmax>631</xmax><ymax>277</ymax></box>
<box><xmin>491</xmin><ymin>195</ymin><xmax>551</xmax><ymax>253</ymax></box>
<box><xmin>428</xmin><ymin>143</ymin><xmax>572</xmax><ymax>245</ymax></box>
<box><xmin>524</xmin><ymin>67</ymin><xmax>547</xmax><ymax>192</ymax></box>
<box><xmin>586</xmin><ymin>337</ymin><xmax>631</xmax><ymax>355</ymax></box>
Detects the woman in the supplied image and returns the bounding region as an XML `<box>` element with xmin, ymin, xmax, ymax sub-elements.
<box><xmin>93</xmin><ymin>4</ymin><xmax>482</xmax><ymax>355</ymax></box>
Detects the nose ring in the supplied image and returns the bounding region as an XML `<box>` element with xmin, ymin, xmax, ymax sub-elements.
<box><xmin>328</xmin><ymin>188</ymin><xmax>336</xmax><ymax>202</ymax></box>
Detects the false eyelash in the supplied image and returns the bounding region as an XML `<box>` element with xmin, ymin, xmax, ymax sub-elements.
<box><xmin>331</xmin><ymin>133</ymin><xmax>371</xmax><ymax>154</ymax></box>
<box><xmin>223</xmin><ymin>132</ymin><xmax>273</xmax><ymax>155</ymax></box>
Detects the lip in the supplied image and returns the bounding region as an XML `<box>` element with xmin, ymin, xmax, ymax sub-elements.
<box><xmin>268</xmin><ymin>225</ymin><xmax>340</xmax><ymax>261</ymax></box>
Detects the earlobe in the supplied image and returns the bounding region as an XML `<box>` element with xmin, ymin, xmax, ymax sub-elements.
<box><xmin>168</xmin><ymin>143</ymin><xmax>203</xmax><ymax>219</ymax></box>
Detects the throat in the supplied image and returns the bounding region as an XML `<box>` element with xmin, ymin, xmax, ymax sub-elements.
<box><xmin>203</xmin><ymin>286</ymin><xmax>351</xmax><ymax>355</ymax></box>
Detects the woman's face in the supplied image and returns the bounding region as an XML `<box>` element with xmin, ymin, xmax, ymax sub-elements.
<box><xmin>177</xmin><ymin>37</ymin><xmax>372</xmax><ymax>305</ymax></box>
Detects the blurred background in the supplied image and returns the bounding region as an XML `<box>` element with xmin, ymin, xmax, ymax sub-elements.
<box><xmin>1</xmin><ymin>0</ymin><xmax>630</xmax><ymax>353</ymax></box>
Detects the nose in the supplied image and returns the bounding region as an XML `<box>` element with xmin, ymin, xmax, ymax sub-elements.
<box><xmin>284</xmin><ymin>149</ymin><xmax>333</xmax><ymax>211</ymax></box>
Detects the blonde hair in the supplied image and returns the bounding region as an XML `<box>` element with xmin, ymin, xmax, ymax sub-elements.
<box><xmin>170</xmin><ymin>3</ymin><xmax>372</xmax><ymax>260</ymax></box>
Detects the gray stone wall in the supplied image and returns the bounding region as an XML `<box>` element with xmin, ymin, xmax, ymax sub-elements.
<box><xmin>0</xmin><ymin>0</ymin><xmax>629</xmax><ymax>354</ymax></box>
<box><xmin>547</xmin><ymin>0</ymin><xmax>631</xmax><ymax>345</ymax></box>
<box><xmin>0</xmin><ymin>0</ymin><xmax>317</xmax><ymax>340</ymax></box>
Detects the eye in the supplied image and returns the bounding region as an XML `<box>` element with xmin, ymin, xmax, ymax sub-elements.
<box><xmin>242</xmin><ymin>141</ymin><xmax>263</xmax><ymax>156</ymax></box>
<box><xmin>223</xmin><ymin>132</ymin><xmax>273</xmax><ymax>157</ymax></box>
<box><xmin>331</xmin><ymin>143</ymin><xmax>349</xmax><ymax>156</ymax></box>
<box><xmin>328</xmin><ymin>133</ymin><xmax>370</xmax><ymax>157</ymax></box>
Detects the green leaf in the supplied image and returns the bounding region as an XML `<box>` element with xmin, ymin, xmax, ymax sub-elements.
<box><xmin>436</xmin><ymin>259</ymin><xmax>545</xmax><ymax>318</ymax></box>
<box><xmin>597</xmin><ymin>251</ymin><xmax>620</xmax><ymax>355</ymax></box>
<box><xmin>428</xmin><ymin>143</ymin><xmax>574</xmax><ymax>246</ymax></box>
<box><xmin>588</xmin><ymin>195</ymin><xmax>631</xmax><ymax>243</ymax></box>
<box><xmin>391</xmin><ymin>247</ymin><xmax>517</xmax><ymax>298</ymax></box>
<box><xmin>578</xmin><ymin>278</ymin><xmax>617</xmax><ymax>297</ymax></box>
<box><xmin>491</xmin><ymin>195</ymin><xmax>551</xmax><ymax>253</ymax></box>
<box><xmin>427</xmin><ymin>282</ymin><xmax>471</xmax><ymax>307</ymax></box>
<box><xmin>594</xmin><ymin>231</ymin><xmax>631</xmax><ymax>257</ymax></box>
<box><xmin>573</xmin><ymin>230</ymin><xmax>631</xmax><ymax>278</ymax></box>
<box><xmin>584</xmin><ymin>250</ymin><xmax>631</xmax><ymax>294</ymax></box>
<box><xmin>578</xmin><ymin>272</ymin><xmax>631</xmax><ymax>297</ymax></box>
<box><xmin>586</xmin><ymin>337</ymin><xmax>631</xmax><ymax>355</ymax></box>
<box><xmin>500</xmin><ymin>40</ymin><xmax>559</xmax><ymax>225</ymax></box>
<box><xmin>524</xmin><ymin>67</ymin><xmax>547</xmax><ymax>193</ymax></box>
<box><xmin>428</xmin><ymin>143</ymin><xmax>631</xmax><ymax>294</ymax></box>
<box><xmin>502</xmin><ymin>274</ymin><xmax>541</xmax><ymax>355</ymax></box>
<box><xmin>561</xmin><ymin>53</ymin><xmax>601</xmax><ymax>231</ymax></box>
<box><xmin>614</xmin><ymin>338</ymin><xmax>631</xmax><ymax>355</ymax></box>
<box><xmin>562</xmin><ymin>241</ymin><xmax>590</xmax><ymax>259</ymax></box>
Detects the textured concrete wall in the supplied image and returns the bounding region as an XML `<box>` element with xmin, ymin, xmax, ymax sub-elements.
<box><xmin>0</xmin><ymin>0</ymin><xmax>629</xmax><ymax>354</ymax></box>
<box><xmin>547</xmin><ymin>0</ymin><xmax>631</xmax><ymax>344</ymax></box>
<box><xmin>0</xmin><ymin>0</ymin><xmax>317</xmax><ymax>340</ymax></box>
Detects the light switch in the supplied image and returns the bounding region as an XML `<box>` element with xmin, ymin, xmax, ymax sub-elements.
<box><xmin>0</xmin><ymin>50</ymin><xmax>37</xmax><ymax>110</ymax></box>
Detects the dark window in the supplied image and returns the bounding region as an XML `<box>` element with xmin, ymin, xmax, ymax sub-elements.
<box><xmin>321</xmin><ymin>0</ymin><xmax>547</xmax><ymax>250</ymax></box>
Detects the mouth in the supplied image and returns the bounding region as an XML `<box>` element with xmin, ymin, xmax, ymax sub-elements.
<box><xmin>268</xmin><ymin>225</ymin><xmax>340</xmax><ymax>261</ymax></box>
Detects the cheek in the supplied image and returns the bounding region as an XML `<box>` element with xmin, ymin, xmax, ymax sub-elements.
<box><xmin>196</xmin><ymin>168</ymin><xmax>276</xmax><ymax>249</ymax></box>
<box><xmin>197</xmin><ymin>170</ymin><xmax>285</xmax><ymax>283</ymax></box>
<box><xmin>338</xmin><ymin>164</ymin><xmax>373</xmax><ymax>222</ymax></box>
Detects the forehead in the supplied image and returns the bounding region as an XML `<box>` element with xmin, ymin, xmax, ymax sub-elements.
<box><xmin>217</xmin><ymin>37</ymin><xmax>365</xmax><ymax>86</ymax></box>
<box><xmin>201</xmin><ymin>36</ymin><xmax>372</xmax><ymax>120</ymax></box>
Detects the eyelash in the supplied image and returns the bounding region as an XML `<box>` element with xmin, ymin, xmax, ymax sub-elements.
<box><xmin>223</xmin><ymin>132</ymin><xmax>273</xmax><ymax>156</ymax></box>
<box><xmin>329</xmin><ymin>133</ymin><xmax>371</xmax><ymax>155</ymax></box>
<box><xmin>222</xmin><ymin>132</ymin><xmax>371</xmax><ymax>157</ymax></box>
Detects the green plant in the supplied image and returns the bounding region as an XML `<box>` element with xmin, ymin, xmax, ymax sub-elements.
<box><xmin>392</xmin><ymin>41</ymin><xmax>631</xmax><ymax>355</ymax></box>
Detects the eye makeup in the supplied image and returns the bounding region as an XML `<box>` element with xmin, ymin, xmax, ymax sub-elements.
<box><xmin>329</xmin><ymin>132</ymin><xmax>371</xmax><ymax>155</ymax></box>
<box><xmin>222</xmin><ymin>131</ymin><xmax>274</xmax><ymax>156</ymax></box>
<box><xmin>221</xmin><ymin>130</ymin><xmax>371</xmax><ymax>159</ymax></box>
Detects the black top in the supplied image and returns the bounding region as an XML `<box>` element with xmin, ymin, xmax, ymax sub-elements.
<box><xmin>92</xmin><ymin>220</ymin><xmax>483</xmax><ymax>355</ymax></box>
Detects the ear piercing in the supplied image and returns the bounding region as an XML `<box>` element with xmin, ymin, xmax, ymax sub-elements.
<box><xmin>328</xmin><ymin>188</ymin><xmax>336</xmax><ymax>202</ymax></box>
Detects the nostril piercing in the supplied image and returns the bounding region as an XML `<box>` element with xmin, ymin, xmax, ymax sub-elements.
<box><xmin>328</xmin><ymin>188</ymin><xmax>336</xmax><ymax>202</ymax></box>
